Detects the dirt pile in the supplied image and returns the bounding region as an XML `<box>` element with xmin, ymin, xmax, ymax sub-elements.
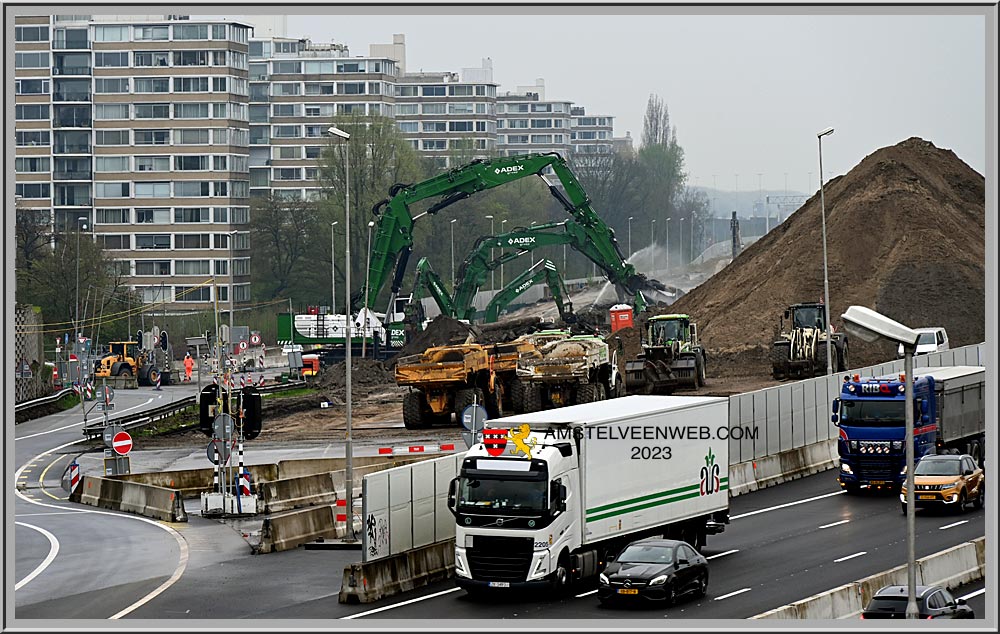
<box><xmin>315</xmin><ymin>358</ymin><xmax>396</xmax><ymax>390</ymax></box>
<box><xmin>667</xmin><ymin>137</ymin><xmax>985</xmax><ymax>374</ymax></box>
<box><xmin>472</xmin><ymin>316</ymin><xmax>556</xmax><ymax>344</ymax></box>
<box><xmin>393</xmin><ymin>315</ymin><xmax>477</xmax><ymax>359</ymax></box>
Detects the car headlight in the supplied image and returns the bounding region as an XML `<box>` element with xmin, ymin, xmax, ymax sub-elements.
<box><xmin>892</xmin><ymin>441</ymin><xmax>903</xmax><ymax>451</ymax></box>
<box><xmin>841</xmin><ymin>462</ymin><xmax>853</xmax><ymax>474</ymax></box>
<box><xmin>649</xmin><ymin>575</ymin><xmax>668</xmax><ymax>586</ymax></box>
<box><xmin>849</xmin><ymin>440</ymin><xmax>858</xmax><ymax>451</ymax></box>
<box><xmin>599</xmin><ymin>573</ymin><xmax>609</xmax><ymax>585</ymax></box>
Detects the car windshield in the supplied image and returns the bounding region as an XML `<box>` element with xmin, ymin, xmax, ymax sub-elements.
<box><xmin>915</xmin><ymin>459</ymin><xmax>961</xmax><ymax>476</ymax></box>
<box><xmin>457</xmin><ymin>477</ymin><xmax>547</xmax><ymax>513</ymax></box>
<box><xmin>616</xmin><ymin>544</ymin><xmax>673</xmax><ymax>565</ymax></box>
<box><xmin>839</xmin><ymin>400</ymin><xmax>906</xmax><ymax>426</ymax></box>
<box><xmin>917</xmin><ymin>332</ymin><xmax>937</xmax><ymax>344</ymax></box>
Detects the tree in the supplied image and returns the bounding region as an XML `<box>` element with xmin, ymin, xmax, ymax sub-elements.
<box><xmin>249</xmin><ymin>194</ymin><xmax>322</xmax><ymax>301</ymax></box>
<box><xmin>15</xmin><ymin>200</ymin><xmax>51</xmax><ymax>272</ymax></box>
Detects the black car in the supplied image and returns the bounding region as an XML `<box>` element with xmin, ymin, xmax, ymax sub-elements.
<box><xmin>861</xmin><ymin>585</ymin><xmax>974</xmax><ymax>619</ymax></box>
<box><xmin>597</xmin><ymin>539</ymin><xmax>708</xmax><ymax>606</ymax></box>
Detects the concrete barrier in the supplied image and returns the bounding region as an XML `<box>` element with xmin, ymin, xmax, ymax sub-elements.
<box><xmin>728</xmin><ymin>439</ymin><xmax>838</xmax><ymax>497</ymax></box>
<box><xmin>69</xmin><ymin>475</ymin><xmax>187</xmax><ymax>522</ymax></box>
<box><xmin>753</xmin><ymin>536</ymin><xmax>986</xmax><ymax>619</ymax></box>
<box><xmin>116</xmin><ymin>463</ymin><xmax>278</xmax><ymax>499</ymax></box>
<box><xmin>259</xmin><ymin>472</ymin><xmax>339</xmax><ymax>514</ymax></box>
<box><xmin>339</xmin><ymin>540</ymin><xmax>455</xmax><ymax>603</ymax></box>
<box><xmin>256</xmin><ymin>505</ymin><xmax>339</xmax><ymax>553</ymax></box>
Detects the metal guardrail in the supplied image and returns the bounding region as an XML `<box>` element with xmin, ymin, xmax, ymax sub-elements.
<box><xmin>80</xmin><ymin>379</ymin><xmax>310</xmax><ymax>440</ymax></box>
<box><xmin>15</xmin><ymin>388</ymin><xmax>75</xmax><ymax>416</ymax></box>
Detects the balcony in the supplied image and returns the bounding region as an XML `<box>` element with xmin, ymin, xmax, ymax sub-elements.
<box><xmin>53</xmin><ymin>91</ymin><xmax>92</xmax><ymax>102</ymax></box>
<box><xmin>53</xmin><ymin>170</ymin><xmax>92</xmax><ymax>181</ymax></box>
<box><xmin>53</xmin><ymin>115</ymin><xmax>92</xmax><ymax>128</ymax></box>
<box><xmin>52</xmin><ymin>66</ymin><xmax>91</xmax><ymax>76</ymax></box>
<box><xmin>53</xmin><ymin>144</ymin><xmax>91</xmax><ymax>154</ymax></box>
<box><xmin>54</xmin><ymin>197</ymin><xmax>93</xmax><ymax>207</ymax></box>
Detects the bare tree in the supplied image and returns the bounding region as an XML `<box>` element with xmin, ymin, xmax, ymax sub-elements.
<box><xmin>250</xmin><ymin>194</ymin><xmax>322</xmax><ymax>300</ymax></box>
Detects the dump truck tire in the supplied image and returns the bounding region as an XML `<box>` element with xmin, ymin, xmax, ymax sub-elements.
<box><xmin>838</xmin><ymin>340</ymin><xmax>850</xmax><ymax>372</ymax></box>
<box><xmin>510</xmin><ymin>378</ymin><xmax>526</xmax><ymax>413</ymax></box>
<box><xmin>403</xmin><ymin>391</ymin><xmax>427</xmax><ymax>430</ymax></box>
<box><xmin>454</xmin><ymin>387</ymin><xmax>484</xmax><ymax>417</ymax></box>
<box><xmin>771</xmin><ymin>342</ymin><xmax>790</xmax><ymax>379</ymax></box>
<box><xmin>815</xmin><ymin>343</ymin><xmax>829</xmax><ymax>376</ymax></box>
<box><xmin>695</xmin><ymin>355</ymin><xmax>705</xmax><ymax>388</ymax></box>
<box><xmin>577</xmin><ymin>384</ymin><xmax>600</xmax><ymax>403</ymax></box>
<box><xmin>523</xmin><ymin>385</ymin><xmax>543</xmax><ymax>413</ymax></box>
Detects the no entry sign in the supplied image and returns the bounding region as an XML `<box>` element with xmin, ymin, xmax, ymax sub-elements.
<box><xmin>112</xmin><ymin>431</ymin><xmax>133</xmax><ymax>456</ymax></box>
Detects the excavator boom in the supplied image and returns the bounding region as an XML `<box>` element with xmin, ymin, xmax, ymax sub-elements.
<box><xmin>482</xmin><ymin>259</ymin><xmax>575</xmax><ymax>324</ymax></box>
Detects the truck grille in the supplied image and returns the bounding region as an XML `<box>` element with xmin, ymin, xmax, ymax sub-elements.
<box><xmin>467</xmin><ymin>535</ymin><xmax>533</xmax><ymax>582</ymax></box>
<box><xmin>855</xmin><ymin>455</ymin><xmax>900</xmax><ymax>480</ymax></box>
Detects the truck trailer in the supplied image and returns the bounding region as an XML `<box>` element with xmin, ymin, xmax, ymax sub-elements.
<box><xmin>832</xmin><ymin>365</ymin><xmax>985</xmax><ymax>493</ymax></box>
<box><xmin>448</xmin><ymin>395</ymin><xmax>730</xmax><ymax>594</ymax></box>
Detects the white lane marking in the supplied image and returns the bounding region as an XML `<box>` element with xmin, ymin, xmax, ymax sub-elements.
<box><xmin>16</xmin><ymin>511</ymin><xmax>86</xmax><ymax>517</ymax></box>
<box><xmin>958</xmin><ymin>588</ymin><xmax>985</xmax><ymax>600</ymax></box>
<box><xmin>834</xmin><ymin>551</ymin><xmax>867</xmax><ymax>563</ymax></box>
<box><xmin>730</xmin><ymin>490</ymin><xmax>845</xmax><ymax>520</ymax></box>
<box><xmin>939</xmin><ymin>520</ymin><xmax>968</xmax><ymax>530</ymax></box>
<box><xmin>14</xmin><ymin>522</ymin><xmax>60</xmax><ymax>590</ymax></box>
<box><xmin>14</xmin><ymin>439</ymin><xmax>189</xmax><ymax>619</ymax></box>
<box><xmin>16</xmin><ymin>398</ymin><xmax>154</xmax><ymax>440</ymax></box>
<box><xmin>575</xmin><ymin>589</ymin><xmax>599</xmax><ymax>598</ymax></box>
<box><xmin>820</xmin><ymin>519</ymin><xmax>850</xmax><ymax>529</ymax></box>
<box><xmin>714</xmin><ymin>587</ymin><xmax>751</xmax><ymax>600</ymax></box>
<box><xmin>706</xmin><ymin>549</ymin><xmax>739</xmax><ymax>560</ymax></box>
<box><xmin>341</xmin><ymin>587</ymin><xmax>463</xmax><ymax>619</ymax></box>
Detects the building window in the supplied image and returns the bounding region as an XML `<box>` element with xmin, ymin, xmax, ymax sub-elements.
<box><xmin>98</xmin><ymin>234</ymin><xmax>130</xmax><ymax>250</ymax></box>
<box><xmin>173</xmin><ymin>24</ymin><xmax>209</xmax><ymax>40</ymax></box>
<box><xmin>232</xmin><ymin>206</ymin><xmax>250</xmax><ymax>224</ymax></box>
<box><xmin>449</xmin><ymin>85</ymin><xmax>474</xmax><ymax>96</ymax></box>
<box><xmin>16</xmin><ymin>79</ymin><xmax>51</xmax><ymax>95</ymax></box>
<box><xmin>272</xmin><ymin>103</ymin><xmax>300</xmax><ymax>117</ymax></box>
<box><xmin>530</xmin><ymin>134</ymin><xmax>553</xmax><ymax>144</ymax></box>
<box><xmin>275</xmin><ymin>146</ymin><xmax>300</xmax><ymax>159</ymax></box>
<box><xmin>94</xmin><ymin>156</ymin><xmax>129</xmax><ymax>172</ymax></box>
<box><xmin>175</xmin><ymin>77</ymin><xmax>209</xmax><ymax>92</ymax></box>
<box><xmin>135</xmin><ymin>182</ymin><xmax>171</xmax><ymax>198</ymax></box>
<box><xmin>174</xmin><ymin>50</ymin><xmax>209</xmax><ymax>66</ymax></box>
<box><xmin>175</xmin><ymin>260</ymin><xmax>210</xmax><ymax>275</ymax></box>
<box><xmin>337</xmin><ymin>82</ymin><xmax>366</xmax><ymax>95</ymax></box>
<box><xmin>304</xmin><ymin>168</ymin><xmax>319</xmax><ymax>181</ymax></box>
<box><xmin>422</xmin><ymin>85</ymin><xmax>446</xmax><ymax>96</ymax></box>
<box><xmin>174</xmin><ymin>155</ymin><xmax>209</xmax><ymax>171</ymax></box>
<box><xmin>15</xmin><ymin>52</ymin><xmax>50</xmax><ymax>69</ymax></box>
<box><xmin>15</xmin><ymin>26</ymin><xmax>49</xmax><ymax>41</ymax></box>
<box><xmin>94</xmin><ymin>77</ymin><xmax>129</xmax><ymax>94</ymax></box>
<box><xmin>448</xmin><ymin>103</ymin><xmax>474</xmax><ymax>114</ymax></box>
<box><xmin>175</xmin><ymin>234</ymin><xmax>211</xmax><ymax>249</ymax></box>
<box><xmin>395</xmin><ymin>103</ymin><xmax>418</xmax><ymax>115</ymax></box>
<box><xmin>15</xmin><ymin>157</ymin><xmax>51</xmax><ymax>173</ymax></box>
<box><xmin>135</xmin><ymin>260</ymin><xmax>172</xmax><ymax>276</ymax></box>
<box><xmin>16</xmin><ymin>105</ymin><xmax>49</xmax><ymax>120</ymax></box>
<box><xmin>422</xmin><ymin>140</ymin><xmax>447</xmax><ymax>151</ymax></box>
<box><xmin>94</xmin><ymin>25</ymin><xmax>128</xmax><ymax>41</ymax></box>
<box><xmin>175</xmin><ymin>181</ymin><xmax>211</xmax><ymax>197</ymax></box>
<box><xmin>134</xmin><ymin>51</ymin><xmax>170</xmax><ymax>67</ymax></box>
<box><xmin>213</xmin><ymin>155</ymin><xmax>229</xmax><ymax>170</ymax></box>
<box><xmin>15</xmin><ymin>183</ymin><xmax>51</xmax><ymax>199</ymax></box>
<box><xmin>174</xmin><ymin>207</ymin><xmax>211</xmax><ymax>223</ymax></box>
<box><xmin>212</xmin><ymin>76</ymin><xmax>228</xmax><ymax>92</ymax></box>
<box><xmin>174</xmin><ymin>129</ymin><xmax>211</xmax><ymax>147</ymax></box>
<box><xmin>398</xmin><ymin>121</ymin><xmax>418</xmax><ymax>133</ymax></box>
<box><xmin>273</xmin><ymin>125</ymin><xmax>301</xmax><ymax>138</ymax></box>
<box><xmin>95</xmin><ymin>103</ymin><xmax>129</xmax><ymax>120</ymax></box>
<box><xmin>336</xmin><ymin>61</ymin><xmax>365</xmax><ymax>73</ymax></box>
<box><xmin>136</xmin><ymin>207</ymin><xmax>170</xmax><ymax>223</ymax></box>
<box><xmin>305</xmin><ymin>82</ymin><xmax>335</xmax><ymax>95</ymax></box>
<box><xmin>506</xmin><ymin>135</ymin><xmax>529</xmax><ymax>144</ymax></box>
<box><xmin>422</xmin><ymin>121</ymin><xmax>447</xmax><ymax>133</ymax></box>
<box><xmin>94</xmin><ymin>182</ymin><xmax>130</xmax><ymax>198</ymax></box>
<box><xmin>135</xmin><ymin>234</ymin><xmax>172</xmax><ymax>249</ymax></box>
<box><xmin>174</xmin><ymin>103</ymin><xmax>210</xmax><ymax>119</ymax></box>
<box><xmin>175</xmin><ymin>286</ymin><xmax>211</xmax><ymax>302</ymax></box>
<box><xmin>17</xmin><ymin>131</ymin><xmax>51</xmax><ymax>147</ymax></box>
<box><xmin>134</xmin><ymin>129</ymin><xmax>169</xmax><ymax>145</ymax></box>
<box><xmin>134</xmin><ymin>25</ymin><xmax>169</xmax><ymax>40</ymax></box>
<box><xmin>96</xmin><ymin>129</ymin><xmax>130</xmax><ymax>146</ymax></box>
<box><xmin>135</xmin><ymin>103</ymin><xmax>170</xmax><ymax>119</ymax></box>
<box><xmin>212</xmin><ymin>24</ymin><xmax>227</xmax><ymax>40</ymax></box>
<box><xmin>96</xmin><ymin>208</ymin><xmax>129</xmax><ymax>224</ymax></box>
<box><xmin>422</xmin><ymin>103</ymin><xmax>446</xmax><ymax>115</ymax></box>
<box><xmin>212</xmin><ymin>207</ymin><xmax>229</xmax><ymax>223</ymax></box>
<box><xmin>272</xmin><ymin>82</ymin><xmax>301</xmax><ymax>96</ymax></box>
<box><xmin>95</xmin><ymin>51</ymin><xmax>129</xmax><ymax>67</ymax></box>
<box><xmin>449</xmin><ymin>121</ymin><xmax>474</xmax><ymax>132</ymax></box>
<box><xmin>272</xmin><ymin>61</ymin><xmax>302</xmax><ymax>74</ymax></box>
<box><xmin>274</xmin><ymin>168</ymin><xmax>300</xmax><ymax>181</ymax></box>
<box><xmin>530</xmin><ymin>119</ymin><xmax>553</xmax><ymax>129</ymax></box>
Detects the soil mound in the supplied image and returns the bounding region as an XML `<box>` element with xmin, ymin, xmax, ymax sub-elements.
<box><xmin>394</xmin><ymin>315</ymin><xmax>477</xmax><ymax>359</ymax></box>
<box><xmin>667</xmin><ymin>137</ymin><xmax>985</xmax><ymax>374</ymax></box>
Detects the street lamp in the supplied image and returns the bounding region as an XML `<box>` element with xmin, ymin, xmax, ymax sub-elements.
<box><xmin>484</xmin><ymin>215</ymin><xmax>495</xmax><ymax>292</ymax></box>
<box><xmin>450</xmin><ymin>219</ymin><xmax>458</xmax><ymax>289</ymax></box>
<box><xmin>651</xmin><ymin>218</ymin><xmax>657</xmax><ymax>273</ymax></box>
<box><xmin>328</xmin><ymin>124</ymin><xmax>356</xmax><ymax>541</ymax></box>
<box><xmin>627</xmin><ymin>216</ymin><xmax>634</xmax><ymax>259</ymax></box>
<box><xmin>330</xmin><ymin>221</ymin><xmax>338</xmax><ymax>315</ymax></box>
<box><xmin>363</xmin><ymin>220</ymin><xmax>375</xmax><ymax>358</ymax></box>
<box><xmin>817</xmin><ymin>126</ymin><xmax>835</xmax><ymax>375</ymax></box>
<box><xmin>229</xmin><ymin>229</ymin><xmax>237</xmax><ymax>370</ymax></box>
<box><xmin>500</xmin><ymin>219</ymin><xmax>507</xmax><ymax>286</ymax></box>
<box><xmin>679</xmin><ymin>217</ymin><xmax>685</xmax><ymax>267</ymax></box>
<box><xmin>664</xmin><ymin>217</ymin><xmax>671</xmax><ymax>274</ymax></box>
<box><xmin>74</xmin><ymin>216</ymin><xmax>87</xmax><ymax>385</ymax></box>
<box><xmin>841</xmin><ymin>305</ymin><xmax>920</xmax><ymax>620</ymax></box>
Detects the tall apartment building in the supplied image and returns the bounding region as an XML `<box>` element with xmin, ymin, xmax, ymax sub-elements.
<box><xmin>247</xmin><ymin>36</ymin><xmax>399</xmax><ymax>200</ymax></box>
<box><xmin>496</xmin><ymin>79</ymin><xmax>573</xmax><ymax>158</ymax></box>
<box><xmin>570</xmin><ymin>106</ymin><xmax>615</xmax><ymax>156</ymax></box>
<box><xmin>14</xmin><ymin>14</ymin><xmax>253</xmax><ymax>313</ymax></box>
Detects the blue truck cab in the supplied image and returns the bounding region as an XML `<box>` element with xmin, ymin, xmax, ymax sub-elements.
<box><xmin>832</xmin><ymin>366</ymin><xmax>985</xmax><ymax>493</ymax></box>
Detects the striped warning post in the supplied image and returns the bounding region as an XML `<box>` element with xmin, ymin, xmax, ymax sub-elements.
<box><xmin>154</xmin><ymin>372</ymin><xmax>161</xmax><ymax>390</ymax></box>
<box><xmin>212</xmin><ymin>443</ymin><xmax>220</xmax><ymax>493</ymax></box>
<box><xmin>376</xmin><ymin>444</ymin><xmax>457</xmax><ymax>457</ymax></box>
<box><xmin>240</xmin><ymin>374</ymin><xmax>246</xmax><ymax>389</ymax></box>
<box><xmin>335</xmin><ymin>498</ymin><xmax>348</xmax><ymax>523</ymax></box>
<box><xmin>213</xmin><ymin>375</ymin><xmax>218</xmax><ymax>385</ymax></box>
<box><xmin>258</xmin><ymin>374</ymin><xmax>265</xmax><ymax>387</ymax></box>
<box><xmin>237</xmin><ymin>470</ymin><xmax>252</xmax><ymax>496</ymax></box>
<box><xmin>69</xmin><ymin>461</ymin><xmax>80</xmax><ymax>492</ymax></box>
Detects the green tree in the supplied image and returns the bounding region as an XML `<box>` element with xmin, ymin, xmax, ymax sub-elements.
<box><xmin>249</xmin><ymin>194</ymin><xmax>323</xmax><ymax>302</ymax></box>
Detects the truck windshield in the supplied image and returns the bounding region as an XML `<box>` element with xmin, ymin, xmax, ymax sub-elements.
<box><xmin>917</xmin><ymin>332</ymin><xmax>937</xmax><ymax>345</ymax></box>
<box><xmin>793</xmin><ymin>307</ymin><xmax>823</xmax><ymax>328</ymax></box>
<box><xmin>651</xmin><ymin>320</ymin><xmax>682</xmax><ymax>343</ymax></box>
<box><xmin>457</xmin><ymin>477</ymin><xmax>548</xmax><ymax>513</ymax></box>
<box><xmin>839</xmin><ymin>399</ymin><xmax>905</xmax><ymax>426</ymax></box>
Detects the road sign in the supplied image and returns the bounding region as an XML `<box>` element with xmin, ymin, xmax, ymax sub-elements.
<box><xmin>250</xmin><ymin>333</ymin><xmax>262</xmax><ymax>346</ymax></box>
<box><xmin>461</xmin><ymin>404</ymin><xmax>489</xmax><ymax>432</ymax></box>
<box><xmin>213</xmin><ymin>413</ymin><xmax>234</xmax><ymax>439</ymax></box>
<box><xmin>112</xmin><ymin>431</ymin><xmax>133</xmax><ymax>455</ymax></box>
<box><xmin>96</xmin><ymin>402</ymin><xmax>115</xmax><ymax>412</ymax></box>
<box><xmin>103</xmin><ymin>424</ymin><xmax>125</xmax><ymax>448</ymax></box>
<box><xmin>207</xmin><ymin>439</ymin><xmax>232</xmax><ymax>465</ymax></box>
<box><xmin>100</xmin><ymin>385</ymin><xmax>115</xmax><ymax>403</ymax></box>
<box><xmin>238</xmin><ymin>340</ymin><xmax>249</xmax><ymax>351</ymax></box>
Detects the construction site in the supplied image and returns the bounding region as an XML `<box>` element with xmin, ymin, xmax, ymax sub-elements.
<box><xmin>141</xmin><ymin>137</ymin><xmax>985</xmax><ymax>449</ymax></box>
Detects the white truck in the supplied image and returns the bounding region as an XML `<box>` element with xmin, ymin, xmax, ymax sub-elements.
<box><xmin>447</xmin><ymin>395</ymin><xmax>730</xmax><ymax>594</ymax></box>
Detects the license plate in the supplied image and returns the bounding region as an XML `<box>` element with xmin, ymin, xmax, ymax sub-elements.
<box><xmin>617</xmin><ymin>589</ymin><xmax>639</xmax><ymax>595</ymax></box>
<box><xmin>870</xmin><ymin>480</ymin><xmax>886</xmax><ymax>485</ymax></box>
<box><xmin>488</xmin><ymin>582</ymin><xmax>510</xmax><ymax>588</ymax></box>
<box><xmin>919</xmin><ymin>495</ymin><xmax>935</xmax><ymax>500</ymax></box>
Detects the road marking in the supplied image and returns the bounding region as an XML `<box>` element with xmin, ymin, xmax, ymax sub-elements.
<box><xmin>819</xmin><ymin>520</ymin><xmax>850</xmax><ymax>529</ymax></box>
<box><xmin>341</xmin><ymin>587</ymin><xmax>462</xmax><ymax>619</ymax></box>
<box><xmin>938</xmin><ymin>520</ymin><xmax>968</xmax><ymax>530</ymax></box>
<box><xmin>14</xmin><ymin>522</ymin><xmax>60</xmax><ymax>590</ymax></box>
<box><xmin>14</xmin><ymin>438</ymin><xmax>190</xmax><ymax>619</ymax></box>
<box><xmin>730</xmin><ymin>490</ymin><xmax>845</xmax><ymax>520</ymax></box>
<box><xmin>713</xmin><ymin>587</ymin><xmax>751</xmax><ymax>600</ymax></box>
<box><xmin>706</xmin><ymin>549</ymin><xmax>739</xmax><ymax>560</ymax></box>
<box><xmin>38</xmin><ymin>453</ymin><xmax>70</xmax><ymax>501</ymax></box>
<box><xmin>958</xmin><ymin>588</ymin><xmax>985</xmax><ymax>600</ymax></box>
<box><xmin>16</xmin><ymin>397</ymin><xmax>154</xmax><ymax>440</ymax></box>
<box><xmin>575</xmin><ymin>589</ymin><xmax>599</xmax><ymax>597</ymax></box>
<box><xmin>834</xmin><ymin>551</ymin><xmax>867</xmax><ymax>563</ymax></box>
<box><xmin>16</xmin><ymin>511</ymin><xmax>85</xmax><ymax>517</ymax></box>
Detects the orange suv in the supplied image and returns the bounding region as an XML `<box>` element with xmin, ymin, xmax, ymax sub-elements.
<box><xmin>901</xmin><ymin>454</ymin><xmax>984</xmax><ymax>514</ymax></box>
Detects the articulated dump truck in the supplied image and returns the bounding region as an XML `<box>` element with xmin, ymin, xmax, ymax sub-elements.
<box><xmin>396</xmin><ymin>330</ymin><xmax>574</xmax><ymax>429</ymax></box>
<box><xmin>514</xmin><ymin>334</ymin><xmax>623</xmax><ymax>412</ymax></box>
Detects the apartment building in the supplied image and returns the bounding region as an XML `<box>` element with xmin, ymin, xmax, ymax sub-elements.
<box><xmin>495</xmin><ymin>79</ymin><xmax>573</xmax><ymax>159</ymax></box>
<box><xmin>570</xmin><ymin>106</ymin><xmax>615</xmax><ymax>156</ymax></box>
<box><xmin>14</xmin><ymin>14</ymin><xmax>253</xmax><ymax>312</ymax></box>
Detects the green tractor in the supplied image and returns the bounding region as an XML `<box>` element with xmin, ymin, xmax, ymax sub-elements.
<box><xmin>624</xmin><ymin>314</ymin><xmax>706</xmax><ymax>394</ymax></box>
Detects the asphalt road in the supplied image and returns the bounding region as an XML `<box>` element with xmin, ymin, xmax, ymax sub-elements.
<box><xmin>13</xmin><ymin>381</ymin><xmax>988</xmax><ymax>624</ymax></box>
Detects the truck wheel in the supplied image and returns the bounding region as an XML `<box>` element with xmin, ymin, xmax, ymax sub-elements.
<box><xmin>577</xmin><ymin>384</ymin><xmax>599</xmax><ymax>403</ymax></box>
<box><xmin>695</xmin><ymin>355</ymin><xmax>705</xmax><ymax>388</ymax></box>
<box><xmin>523</xmin><ymin>386</ymin><xmax>543</xmax><ymax>413</ymax></box>
<box><xmin>147</xmin><ymin>366</ymin><xmax>160</xmax><ymax>386</ymax></box>
<box><xmin>510</xmin><ymin>378</ymin><xmax>526</xmax><ymax>413</ymax></box>
<box><xmin>117</xmin><ymin>366</ymin><xmax>132</xmax><ymax>378</ymax></box>
<box><xmin>454</xmin><ymin>387</ymin><xmax>485</xmax><ymax>417</ymax></box>
<box><xmin>815</xmin><ymin>344</ymin><xmax>829</xmax><ymax>376</ymax></box>
<box><xmin>402</xmin><ymin>392</ymin><xmax>427</xmax><ymax>430</ymax></box>
<box><xmin>484</xmin><ymin>387</ymin><xmax>503</xmax><ymax>419</ymax></box>
<box><xmin>838</xmin><ymin>341</ymin><xmax>850</xmax><ymax>372</ymax></box>
<box><xmin>770</xmin><ymin>342</ymin><xmax>790</xmax><ymax>380</ymax></box>
<box><xmin>551</xmin><ymin>552</ymin><xmax>571</xmax><ymax>596</ymax></box>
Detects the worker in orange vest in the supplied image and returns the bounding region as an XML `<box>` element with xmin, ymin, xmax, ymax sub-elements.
<box><xmin>183</xmin><ymin>353</ymin><xmax>194</xmax><ymax>382</ymax></box>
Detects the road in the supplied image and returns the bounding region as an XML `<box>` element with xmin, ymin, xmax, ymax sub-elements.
<box><xmin>13</xmin><ymin>382</ymin><xmax>987</xmax><ymax>622</ymax></box>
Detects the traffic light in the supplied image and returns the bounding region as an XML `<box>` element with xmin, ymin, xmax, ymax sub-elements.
<box><xmin>239</xmin><ymin>386</ymin><xmax>263</xmax><ymax>440</ymax></box>
<box><xmin>159</xmin><ymin>330</ymin><xmax>169</xmax><ymax>351</ymax></box>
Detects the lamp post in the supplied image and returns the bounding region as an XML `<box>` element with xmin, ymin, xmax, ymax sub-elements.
<box><xmin>651</xmin><ymin>218</ymin><xmax>657</xmax><ymax>273</ymax></box>
<box><xmin>841</xmin><ymin>306</ymin><xmax>920</xmax><ymax>619</ymax></box>
<box><xmin>817</xmin><ymin>126</ymin><xmax>834</xmax><ymax>375</ymax></box>
<box><xmin>74</xmin><ymin>216</ymin><xmax>87</xmax><ymax>386</ymax></box>
<box><xmin>327</xmin><ymin>125</ymin><xmax>356</xmax><ymax>541</ymax></box>
<box><xmin>363</xmin><ymin>220</ymin><xmax>375</xmax><ymax>358</ymax></box>
<box><xmin>679</xmin><ymin>217</ymin><xmax>685</xmax><ymax>267</ymax></box>
<box><xmin>330</xmin><ymin>221</ymin><xmax>338</xmax><ymax>315</ymax></box>
<box><xmin>627</xmin><ymin>216</ymin><xmax>634</xmax><ymax>260</ymax></box>
<box><xmin>484</xmin><ymin>215</ymin><xmax>495</xmax><ymax>292</ymax></box>
<box><xmin>450</xmin><ymin>218</ymin><xmax>458</xmax><ymax>288</ymax></box>
<box><xmin>664</xmin><ymin>217</ymin><xmax>671</xmax><ymax>274</ymax></box>
<box><xmin>500</xmin><ymin>218</ymin><xmax>507</xmax><ymax>286</ymax></box>
<box><xmin>229</xmin><ymin>229</ymin><xmax>237</xmax><ymax>371</ymax></box>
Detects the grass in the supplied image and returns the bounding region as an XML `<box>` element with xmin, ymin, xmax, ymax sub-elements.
<box><xmin>262</xmin><ymin>387</ymin><xmax>316</xmax><ymax>399</ymax></box>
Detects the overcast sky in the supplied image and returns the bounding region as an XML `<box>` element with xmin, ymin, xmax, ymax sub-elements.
<box><xmin>220</xmin><ymin>7</ymin><xmax>988</xmax><ymax>195</ymax></box>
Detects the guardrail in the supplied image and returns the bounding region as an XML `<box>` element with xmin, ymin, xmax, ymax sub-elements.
<box><xmin>14</xmin><ymin>388</ymin><xmax>76</xmax><ymax>421</ymax></box>
<box><xmin>81</xmin><ymin>380</ymin><xmax>310</xmax><ymax>440</ymax></box>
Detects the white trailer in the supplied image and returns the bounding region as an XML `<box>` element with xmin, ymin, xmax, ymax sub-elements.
<box><xmin>448</xmin><ymin>394</ymin><xmax>730</xmax><ymax>594</ymax></box>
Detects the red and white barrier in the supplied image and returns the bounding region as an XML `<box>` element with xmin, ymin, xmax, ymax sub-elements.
<box><xmin>69</xmin><ymin>461</ymin><xmax>80</xmax><ymax>492</ymax></box>
<box><xmin>376</xmin><ymin>443</ymin><xmax>457</xmax><ymax>457</ymax></box>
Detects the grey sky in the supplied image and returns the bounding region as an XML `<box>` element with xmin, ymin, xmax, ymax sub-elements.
<box><xmin>224</xmin><ymin>8</ymin><xmax>988</xmax><ymax>194</ymax></box>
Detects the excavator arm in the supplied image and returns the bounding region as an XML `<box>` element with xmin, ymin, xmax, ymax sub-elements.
<box><xmin>404</xmin><ymin>257</ymin><xmax>456</xmax><ymax>325</ymax></box>
<box><xmin>482</xmin><ymin>259</ymin><xmax>575</xmax><ymax>324</ymax></box>
<box><xmin>354</xmin><ymin>152</ymin><xmax>659</xmax><ymax>315</ymax></box>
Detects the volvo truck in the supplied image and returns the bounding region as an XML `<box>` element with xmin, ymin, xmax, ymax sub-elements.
<box><xmin>448</xmin><ymin>395</ymin><xmax>730</xmax><ymax>594</ymax></box>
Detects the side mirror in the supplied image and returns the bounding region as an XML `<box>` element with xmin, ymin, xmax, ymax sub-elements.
<box><xmin>447</xmin><ymin>478</ymin><xmax>458</xmax><ymax>515</ymax></box>
<box><xmin>921</xmin><ymin>414</ymin><xmax>930</xmax><ymax>424</ymax></box>
<box><xmin>783</xmin><ymin>309</ymin><xmax>790</xmax><ymax>320</ymax></box>
<box><xmin>677</xmin><ymin>558</ymin><xmax>688</xmax><ymax>566</ymax></box>
<box><xmin>964</xmin><ymin>469</ymin><xmax>974</xmax><ymax>476</ymax></box>
<box><xmin>956</xmin><ymin>598</ymin><xmax>967</xmax><ymax>606</ymax></box>
<box><xmin>919</xmin><ymin>399</ymin><xmax>929</xmax><ymax>415</ymax></box>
